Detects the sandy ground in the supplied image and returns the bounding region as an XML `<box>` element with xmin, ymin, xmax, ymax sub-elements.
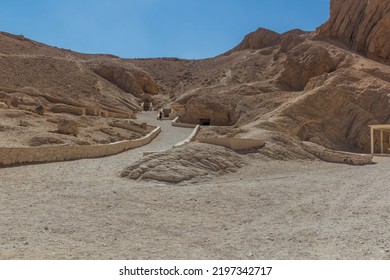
<box><xmin>1</xmin><ymin>114</ymin><xmax>390</xmax><ymax>260</ymax></box>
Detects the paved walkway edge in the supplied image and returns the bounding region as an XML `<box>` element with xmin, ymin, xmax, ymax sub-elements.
<box><xmin>174</xmin><ymin>125</ymin><xmax>200</xmax><ymax>147</ymax></box>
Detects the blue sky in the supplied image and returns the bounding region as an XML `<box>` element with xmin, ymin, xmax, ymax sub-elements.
<box><xmin>0</xmin><ymin>0</ymin><xmax>330</xmax><ymax>59</ymax></box>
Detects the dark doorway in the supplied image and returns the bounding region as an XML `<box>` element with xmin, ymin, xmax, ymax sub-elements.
<box><xmin>200</xmin><ymin>118</ymin><xmax>211</xmax><ymax>126</ymax></box>
<box><xmin>163</xmin><ymin>108</ymin><xmax>171</xmax><ymax>117</ymax></box>
<box><xmin>143</xmin><ymin>101</ymin><xmax>151</xmax><ymax>111</ymax></box>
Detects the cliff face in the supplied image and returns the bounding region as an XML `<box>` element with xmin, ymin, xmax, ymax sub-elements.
<box><xmin>317</xmin><ymin>0</ymin><xmax>390</xmax><ymax>62</ymax></box>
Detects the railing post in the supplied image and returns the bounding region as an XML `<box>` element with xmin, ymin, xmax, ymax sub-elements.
<box><xmin>370</xmin><ymin>127</ymin><xmax>374</xmax><ymax>155</ymax></box>
<box><xmin>380</xmin><ymin>130</ymin><xmax>384</xmax><ymax>154</ymax></box>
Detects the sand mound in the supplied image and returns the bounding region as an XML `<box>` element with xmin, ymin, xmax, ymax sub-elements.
<box><xmin>120</xmin><ymin>142</ymin><xmax>247</xmax><ymax>183</ymax></box>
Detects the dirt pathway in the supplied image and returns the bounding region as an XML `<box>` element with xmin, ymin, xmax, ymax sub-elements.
<box><xmin>0</xmin><ymin>112</ymin><xmax>196</xmax><ymax>259</ymax></box>
<box><xmin>1</xmin><ymin>119</ymin><xmax>390</xmax><ymax>259</ymax></box>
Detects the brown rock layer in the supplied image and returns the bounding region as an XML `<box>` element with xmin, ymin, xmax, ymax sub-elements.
<box><xmin>93</xmin><ymin>65</ymin><xmax>159</xmax><ymax>97</ymax></box>
<box><xmin>232</xmin><ymin>28</ymin><xmax>281</xmax><ymax>51</ymax></box>
<box><xmin>317</xmin><ymin>0</ymin><xmax>390</xmax><ymax>62</ymax></box>
<box><xmin>279</xmin><ymin>43</ymin><xmax>342</xmax><ymax>91</ymax></box>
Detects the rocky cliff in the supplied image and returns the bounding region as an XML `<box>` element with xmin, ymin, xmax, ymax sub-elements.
<box><xmin>231</xmin><ymin>28</ymin><xmax>282</xmax><ymax>51</ymax></box>
<box><xmin>317</xmin><ymin>0</ymin><xmax>390</xmax><ymax>62</ymax></box>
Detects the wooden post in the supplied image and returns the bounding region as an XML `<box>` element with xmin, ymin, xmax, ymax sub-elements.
<box><xmin>387</xmin><ymin>132</ymin><xmax>390</xmax><ymax>152</ymax></box>
<box><xmin>371</xmin><ymin>127</ymin><xmax>374</xmax><ymax>155</ymax></box>
<box><xmin>381</xmin><ymin>130</ymin><xmax>384</xmax><ymax>154</ymax></box>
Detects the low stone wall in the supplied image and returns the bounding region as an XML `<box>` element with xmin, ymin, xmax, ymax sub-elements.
<box><xmin>143</xmin><ymin>125</ymin><xmax>200</xmax><ymax>156</ymax></box>
<box><xmin>107</xmin><ymin>111</ymin><xmax>132</xmax><ymax>119</ymax></box>
<box><xmin>197</xmin><ymin>136</ymin><xmax>265</xmax><ymax>151</ymax></box>
<box><xmin>303</xmin><ymin>142</ymin><xmax>373</xmax><ymax>165</ymax></box>
<box><xmin>171</xmin><ymin>117</ymin><xmax>197</xmax><ymax>128</ymax></box>
<box><xmin>0</xmin><ymin>127</ymin><xmax>161</xmax><ymax>167</ymax></box>
<box><xmin>174</xmin><ymin>125</ymin><xmax>200</xmax><ymax>147</ymax></box>
<box><xmin>51</xmin><ymin>104</ymin><xmax>86</xmax><ymax>116</ymax></box>
<box><xmin>109</xmin><ymin>121</ymin><xmax>148</xmax><ymax>135</ymax></box>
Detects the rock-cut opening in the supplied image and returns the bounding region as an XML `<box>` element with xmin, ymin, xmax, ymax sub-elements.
<box><xmin>200</xmin><ymin>118</ymin><xmax>211</xmax><ymax>126</ymax></box>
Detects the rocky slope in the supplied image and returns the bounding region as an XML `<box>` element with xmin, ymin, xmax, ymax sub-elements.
<box><xmin>0</xmin><ymin>32</ymin><xmax>162</xmax><ymax>147</ymax></box>
<box><xmin>0</xmin><ymin>32</ymin><xmax>160</xmax><ymax>112</ymax></box>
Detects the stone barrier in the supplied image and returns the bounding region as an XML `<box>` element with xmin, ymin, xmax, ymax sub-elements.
<box><xmin>197</xmin><ymin>136</ymin><xmax>265</xmax><ymax>151</ymax></box>
<box><xmin>0</xmin><ymin>127</ymin><xmax>161</xmax><ymax>167</ymax></box>
<box><xmin>302</xmin><ymin>142</ymin><xmax>373</xmax><ymax>165</ymax></box>
<box><xmin>171</xmin><ymin>117</ymin><xmax>197</xmax><ymax>128</ymax></box>
<box><xmin>174</xmin><ymin>125</ymin><xmax>200</xmax><ymax>147</ymax></box>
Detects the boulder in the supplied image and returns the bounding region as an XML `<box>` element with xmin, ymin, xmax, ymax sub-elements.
<box><xmin>0</xmin><ymin>102</ymin><xmax>8</xmax><ymax>109</ymax></box>
<box><xmin>34</xmin><ymin>105</ymin><xmax>45</xmax><ymax>115</ymax></box>
<box><xmin>57</xmin><ymin>119</ymin><xmax>79</xmax><ymax>136</ymax></box>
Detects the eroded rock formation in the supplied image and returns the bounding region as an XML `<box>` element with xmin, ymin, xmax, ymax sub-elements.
<box><xmin>279</xmin><ymin>43</ymin><xmax>343</xmax><ymax>90</ymax></box>
<box><xmin>121</xmin><ymin>142</ymin><xmax>247</xmax><ymax>183</ymax></box>
<box><xmin>93</xmin><ymin>64</ymin><xmax>159</xmax><ymax>97</ymax></box>
<box><xmin>57</xmin><ymin>120</ymin><xmax>79</xmax><ymax>136</ymax></box>
<box><xmin>317</xmin><ymin>0</ymin><xmax>390</xmax><ymax>62</ymax></box>
<box><xmin>232</xmin><ymin>28</ymin><xmax>282</xmax><ymax>51</ymax></box>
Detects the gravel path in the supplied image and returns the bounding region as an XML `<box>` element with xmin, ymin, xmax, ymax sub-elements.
<box><xmin>0</xmin><ymin>112</ymin><xmax>196</xmax><ymax>259</ymax></box>
<box><xmin>1</xmin><ymin>118</ymin><xmax>390</xmax><ymax>259</ymax></box>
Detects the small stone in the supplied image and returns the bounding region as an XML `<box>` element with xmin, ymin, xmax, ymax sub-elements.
<box><xmin>128</xmin><ymin>171</ymin><xmax>141</xmax><ymax>180</ymax></box>
<box><xmin>34</xmin><ymin>105</ymin><xmax>45</xmax><ymax>115</ymax></box>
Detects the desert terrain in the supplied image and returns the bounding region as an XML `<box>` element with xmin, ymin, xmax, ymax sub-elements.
<box><xmin>1</xmin><ymin>0</ymin><xmax>390</xmax><ymax>259</ymax></box>
<box><xmin>1</xmin><ymin>130</ymin><xmax>390</xmax><ymax>259</ymax></box>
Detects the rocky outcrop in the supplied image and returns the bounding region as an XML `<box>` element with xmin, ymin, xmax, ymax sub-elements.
<box><xmin>232</xmin><ymin>28</ymin><xmax>282</xmax><ymax>51</ymax></box>
<box><xmin>279</xmin><ymin>67</ymin><xmax>390</xmax><ymax>153</ymax></box>
<box><xmin>121</xmin><ymin>142</ymin><xmax>247</xmax><ymax>183</ymax></box>
<box><xmin>317</xmin><ymin>0</ymin><xmax>390</xmax><ymax>62</ymax></box>
<box><xmin>0</xmin><ymin>91</ymin><xmax>12</xmax><ymax>108</ymax></box>
<box><xmin>93</xmin><ymin>65</ymin><xmax>159</xmax><ymax>97</ymax></box>
<box><xmin>178</xmin><ymin>98</ymin><xmax>233</xmax><ymax>126</ymax></box>
<box><xmin>279</xmin><ymin>44</ymin><xmax>341</xmax><ymax>91</ymax></box>
<box><xmin>57</xmin><ymin>120</ymin><xmax>79</xmax><ymax>136</ymax></box>
<box><xmin>280</xmin><ymin>29</ymin><xmax>306</xmax><ymax>53</ymax></box>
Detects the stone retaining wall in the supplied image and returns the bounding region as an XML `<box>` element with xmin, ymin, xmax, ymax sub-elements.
<box><xmin>0</xmin><ymin>127</ymin><xmax>161</xmax><ymax>167</ymax></box>
<box><xmin>197</xmin><ymin>136</ymin><xmax>265</xmax><ymax>151</ymax></box>
<box><xmin>174</xmin><ymin>125</ymin><xmax>200</xmax><ymax>147</ymax></box>
<box><xmin>303</xmin><ymin>142</ymin><xmax>373</xmax><ymax>165</ymax></box>
<box><xmin>171</xmin><ymin>117</ymin><xmax>197</xmax><ymax>128</ymax></box>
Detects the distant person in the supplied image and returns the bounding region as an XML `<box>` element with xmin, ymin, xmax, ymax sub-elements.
<box><xmin>159</xmin><ymin>111</ymin><xmax>163</xmax><ymax>120</ymax></box>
